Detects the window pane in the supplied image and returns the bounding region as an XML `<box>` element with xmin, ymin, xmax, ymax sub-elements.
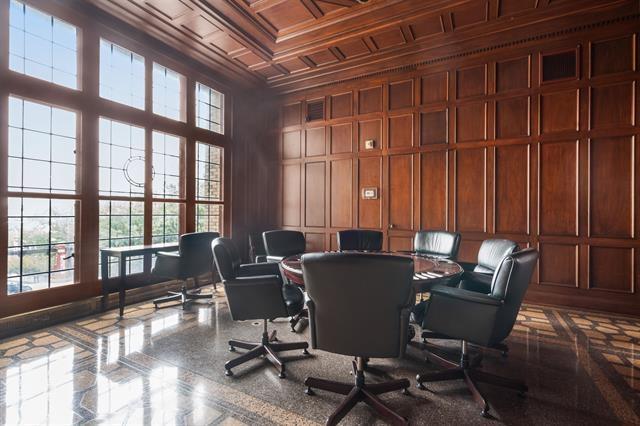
<box><xmin>196</xmin><ymin>142</ymin><xmax>223</xmax><ymax>201</ymax></box>
<box><xmin>99</xmin><ymin>39</ymin><xmax>145</xmax><ymax>110</ymax></box>
<box><xmin>152</xmin><ymin>131</ymin><xmax>184</xmax><ymax>198</ymax></box>
<box><xmin>8</xmin><ymin>97</ymin><xmax>77</xmax><ymax>194</ymax></box>
<box><xmin>152</xmin><ymin>202</ymin><xmax>183</xmax><ymax>244</ymax></box>
<box><xmin>7</xmin><ymin>197</ymin><xmax>76</xmax><ymax>294</ymax></box>
<box><xmin>9</xmin><ymin>0</ymin><xmax>78</xmax><ymax>89</ymax></box>
<box><xmin>195</xmin><ymin>82</ymin><xmax>224</xmax><ymax>134</ymax></box>
<box><xmin>98</xmin><ymin>200</ymin><xmax>145</xmax><ymax>278</ymax></box>
<box><xmin>152</xmin><ymin>63</ymin><xmax>184</xmax><ymax>121</ymax></box>
<box><xmin>196</xmin><ymin>204</ymin><xmax>223</xmax><ymax>234</ymax></box>
<box><xmin>99</xmin><ymin>118</ymin><xmax>146</xmax><ymax>197</ymax></box>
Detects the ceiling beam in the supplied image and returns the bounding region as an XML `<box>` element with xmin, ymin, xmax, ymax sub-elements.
<box><xmin>300</xmin><ymin>0</ymin><xmax>325</xmax><ymax>19</ymax></box>
<box><xmin>249</xmin><ymin>0</ymin><xmax>289</xmax><ymax>13</ymax></box>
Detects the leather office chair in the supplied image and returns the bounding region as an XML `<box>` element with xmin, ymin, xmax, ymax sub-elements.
<box><xmin>302</xmin><ymin>252</ymin><xmax>415</xmax><ymax>425</ymax></box>
<box><xmin>152</xmin><ymin>232</ymin><xmax>219</xmax><ymax>309</ymax></box>
<box><xmin>262</xmin><ymin>230</ymin><xmax>306</xmax><ymax>263</ymax></box>
<box><xmin>416</xmin><ymin>248</ymin><xmax>539</xmax><ymax>418</ymax></box>
<box><xmin>413</xmin><ymin>230</ymin><xmax>461</xmax><ymax>259</ymax></box>
<box><xmin>248</xmin><ymin>232</ymin><xmax>267</xmax><ymax>263</ymax></box>
<box><xmin>212</xmin><ymin>237</ymin><xmax>309</xmax><ymax>378</ymax></box>
<box><xmin>336</xmin><ymin>229</ymin><xmax>384</xmax><ymax>251</ymax></box>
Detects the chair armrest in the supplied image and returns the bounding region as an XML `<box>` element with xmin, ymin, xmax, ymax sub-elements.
<box><xmin>266</xmin><ymin>255</ymin><xmax>285</xmax><ymax>263</ymax></box>
<box><xmin>255</xmin><ymin>255</ymin><xmax>268</xmax><ymax>263</ymax></box>
<box><xmin>238</xmin><ymin>262</ymin><xmax>281</xmax><ymax>277</ymax></box>
<box><xmin>156</xmin><ymin>250</ymin><xmax>181</xmax><ymax>258</ymax></box>
<box><xmin>457</xmin><ymin>261</ymin><xmax>477</xmax><ymax>272</ymax></box>
<box><xmin>430</xmin><ymin>285</ymin><xmax>502</xmax><ymax>306</ymax></box>
<box><xmin>223</xmin><ymin>275</ymin><xmax>287</xmax><ymax>321</ymax></box>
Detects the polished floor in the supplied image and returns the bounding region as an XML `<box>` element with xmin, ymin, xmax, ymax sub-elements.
<box><xmin>1</xmin><ymin>289</ymin><xmax>639</xmax><ymax>425</ymax></box>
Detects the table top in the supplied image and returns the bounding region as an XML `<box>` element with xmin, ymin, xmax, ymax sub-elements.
<box><xmin>100</xmin><ymin>242</ymin><xmax>179</xmax><ymax>257</ymax></box>
<box><xmin>280</xmin><ymin>251</ymin><xmax>464</xmax><ymax>292</ymax></box>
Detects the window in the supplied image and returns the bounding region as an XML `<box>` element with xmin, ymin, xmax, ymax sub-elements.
<box><xmin>196</xmin><ymin>82</ymin><xmax>224</xmax><ymax>134</ymax></box>
<box><xmin>9</xmin><ymin>0</ymin><xmax>78</xmax><ymax>89</ymax></box>
<box><xmin>99</xmin><ymin>39</ymin><xmax>145</xmax><ymax>109</ymax></box>
<box><xmin>152</xmin><ymin>202</ymin><xmax>183</xmax><ymax>244</ymax></box>
<box><xmin>99</xmin><ymin>118</ymin><xmax>145</xmax><ymax>197</ymax></box>
<box><xmin>8</xmin><ymin>96</ymin><xmax>77</xmax><ymax>194</ymax></box>
<box><xmin>7</xmin><ymin>198</ymin><xmax>77</xmax><ymax>294</ymax></box>
<box><xmin>98</xmin><ymin>200</ymin><xmax>144</xmax><ymax>278</ymax></box>
<box><xmin>152</xmin><ymin>131</ymin><xmax>184</xmax><ymax>199</ymax></box>
<box><xmin>153</xmin><ymin>63</ymin><xmax>185</xmax><ymax>121</ymax></box>
<box><xmin>195</xmin><ymin>142</ymin><xmax>223</xmax><ymax>234</ymax></box>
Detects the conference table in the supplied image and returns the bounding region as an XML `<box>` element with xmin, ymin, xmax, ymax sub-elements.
<box><xmin>280</xmin><ymin>251</ymin><xmax>464</xmax><ymax>293</ymax></box>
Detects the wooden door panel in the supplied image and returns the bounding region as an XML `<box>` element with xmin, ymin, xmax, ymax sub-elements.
<box><xmin>389</xmin><ymin>154</ymin><xmax>413</xmax><ymax>230</ymax></box>
<box><xmin>330</xmin><ymin>159</ymin><xmax>352</xmax><ymax>228</ymax></box>
<box><xmin>420</xmin><ymin>151</ymin><xmax>448</xmax><ymax>230</ymax></box>
<box><xmin>305</xmin><ymin>162</ymin><xmax>325</xmax><ymax>227</ymax></box>
<box><xmin>495</xmin><ymin>144</ymin><xmax>529</xmax><ymax>234</ymax></box>
<box><xmin>358</xmin><ymin>157</ymin><xmax>382</xmax><ymax>229</ymax></box>
<box><xmin>456</xmin><ymin>148</ymin><xmax>486</xmax><ymax>232</ymax></box>
<box><xmin>539</xmin><ymin>141</ymin><xmax>578</xmax><ymax>236</ymax></box>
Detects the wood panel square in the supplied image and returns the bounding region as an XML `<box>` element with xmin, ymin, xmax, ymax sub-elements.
<box><xmin>330</xmin><ymin>123</ymin><xmax>352</xmax><ymax>154</ymax></box>
<box><xmin>358</xmin><ymin>119</ymin><xmax>382</xmax><ymax>151</ymax></box>
<box><xmin>389</xmin><ymin>154</ymin><xmax>413</xmax><ymax>230</ymax></box>
<box><xmin>282</xmin><ymin>130</ymin><xmax>301</xmax><ymax>159</ymax></box>
<box><xmin>421</xmin><ymin>151</ymin><xmax>448</xmax><ymax>230</ymax></box>
<box><xmin>495</xmin><ymin>144</ymin><xmax>529</xmax><ymax>234</ymax></box>
<box><xmin>455</xmin><ymin>148</ymin><xmax>486</xmax><ymax>232</ymax></box>
<box><xmin>499</xmin><ymin>0</ymin><xmax>536</xmax><ymax>16</ymax></box>
<box><xmin>589</xmin><ymin>247</ymin><xmax>634</xmax><ymax>293</ymax></box>
<box><xmin>335</xmin><ymin>39</ymin><xmax>369</xmax><ymax>59</ymax></box>
<box><xmin>421</xmin><ymin>72</ymin><xmax>448</xmax><ymax>104</ymax></box>
<box><xmin>589</xmin><ymin>137</ymin><xmax>633</xmax><ymax>238</ymax></box>
<box><xmin>409</xmin><ymin>15</ymin><xmax>443</xmax><ymax>40</ymax></box>
<box><xmin>358</xmin><ymin>157</ymin><xmax>382</xmax><ymax>228</ymax></box>
<box><xmin>591</xmin><ymin>82</ymin><xmax>635</xmax><ymax>129</ymax></box>
<box><xmin>539</xmin><ymin>141</ymin><xmax>578</xmax><ymax>236</ymax></box>
<box><xmin>457</xmin><ymin>65</ymin><xmax>486</xmax><ymax>99</ymax></box>
<box><xmin>496</xmin><ymin>96</ymin><xmax>530</xmax><ymax>139</ymax></box>
<box><xmin>389</xmin><ymin>237</ymin><xmax>412</xmax><ymax>252</ymax></box>
<box><xmin>305</xmin><ymin>233</ymin><xmax>326</xmax><ymax>252</ymax></box>
<box><xmin>371</xmin><ymin>28</ymin><xmax>406</xmax><ymax>50</ymax></box>
<box><xmin>539</xmin><ymin>243</ymin><xmax>577</xmax><ymax>287</ymax></box>
<box><xmin>305</xmin><ymin>127</ymin><xmax>325</xmax><ymax>157</ymax></box>
<box><xmin>496</xmin><ymin>57</ymin><xmax>529</xmax><ymax>93</ymax></box>
<box><xmin>331</xmin><ymin>93</ymin><xmax>352</xmax><ymax>119</ymax></box>
<box><xmin>282</xmin><ymin>164</ymin><xmax>301</xmax><ymax>226</ymax></box>
<box><xmin>305</xmin><ymin>162</ymin><xmax>325</xmax><ymax>227</ymax></box>
<box><xmin>451</xmin><ymin>2</ymin><xmax>487</xmax><ymax>29</ymax></box>
<box><xmin>389</xmin><ymin>115</ymin><xmax>414</xmax><ymax>148</ymax></box>
<box><xmin>420</xmin><ymin>110</ymin><xmax>447</xmax><ymax>145</ymax></box>
<box><xmin>456</xmin><ymin>102</ymin><xmax>486</xmax><ymax>142</ymax></box>
<box><xmin>458</xmin><ymin>239</ymin><xmax>483</xmax><ymax>263</ymax></box>
<box><xmin>330</xmin><ymin>159</ymin><xmax>352</xmax><ymax>228</ymax></box>
<box><xmin>282</xmin><ymin>102</ymin><xmax>301</xmax><ymax>127</ymax></box>
<box><xmin>591</xmin><ymin>36</ymin><xmax>635</xmax><ymax>77</ymax></box>
<box><xmin>359</xmin><ymin>86</ymin><xmax>383</xmax><ymax>114</ymax></box>
<box><xmin>258</xmin><ymin>0</ymin><xmax>314</xmax><ymax>31</ymax></box>
<box><xmin>540</xmin><ymin>90</ymin><xmax>578</xmax><ymax>133</ymax></box>
<box><xmin>389</xmin><ymin>80</ymin><xmax>413</xmax><ymax>110</ymax></box>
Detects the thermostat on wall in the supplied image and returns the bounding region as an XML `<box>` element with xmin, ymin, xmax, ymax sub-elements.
<box><xmin>362</xmin><ymin>187</ymin><xmax>378</xmax><ymax>200</ymax></box>
<box><xmin>365</xmin><ymin>139</ymin><xmax>376</xmax><ymax>150</ymax></box>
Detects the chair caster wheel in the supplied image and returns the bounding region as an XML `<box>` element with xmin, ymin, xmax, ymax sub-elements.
<box><xmin>225</xmin><ymin>369</ymin><xmax>233</xmax><ymax>377</ymax></box>
<box><xmin>402</xmin><ymin>388</ymin><xmax>410</xmax><ymax>396</ymax></box>
<box><xmin>303</xmin><ymin>348</ymin><xmax>309</xmax><ymax>355</ymax></box>
<box><xmin>229</xmin><ymin>346</ymin><xmax>235</xmax><ymax>352</ymax></box>
<box><xmin>416</xmin><ymin>382</ymin><xmax>426</xmax><ymax>390</ymax></box>
<box><xmin>305</xmin><ymin>387</ymin><xmax>315</xmax><ymax>396</ymax></box>
<box><xmin>278</xmin><ymin>371</ymin><xmax>286</xmax><ymax>379</ymax></box>
<box><xmin>481</xmin><ymin>408</ymin><xmax>490</xmax><ymax>418</ymax></box>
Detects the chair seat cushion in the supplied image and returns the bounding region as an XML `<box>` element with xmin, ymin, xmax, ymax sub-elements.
<box><xmin>458</xmin><ymin>271</ymin><xmax>492</xmax><ymax>294</ymax></box>
<box><xmin>282</xmin><ymin>284</ymin><xmax>305</xmax><ymax>316</ymax></box>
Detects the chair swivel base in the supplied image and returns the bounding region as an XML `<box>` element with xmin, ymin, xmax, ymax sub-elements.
<box><xmin>416</xmin><ymin>341</ymin><xmax>527</xmax><ymax>418</ymax></box>
<box><xmin>225</xmin><ymin>321</ymin><xmax>309</xmax><ymax>378</ymax></box>
<box><xmin>153</xmin><ymin>285</ymin><xmax>213</xmax><ymax>309</ymax></box>
<box><xmin>421</xmin><ymin>331</ymin><xmax>509</xmax><ymax>357</ymax></box>
<box><xmin>305</xmin><ymin>357</ymin><xmax>410</xmax><ymax>426</ymax></box>
<box><xmin>289</xmin><ymin>308</ymin><xmax>308</xmax><ymax>332</ymax></box>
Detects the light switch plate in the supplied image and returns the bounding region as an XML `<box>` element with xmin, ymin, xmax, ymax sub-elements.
<box><xmin>365</xmin><ymin>139</ymin><xmax>375</xmax><ymax>150</ymax></box>
<box><xmin>361</xmin><ymin>187</ymin><xmax>378</xmax><ymax>199</ymax></box>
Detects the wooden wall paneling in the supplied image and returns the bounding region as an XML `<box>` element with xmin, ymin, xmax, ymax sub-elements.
<box><xmin>455</xmin><ymin>148</ymin><xmax>486</xmax><ymax>232</ymax></box>
<box><xmin>456</xmin><ymin>101</ymin><xmax>487</xmax><ymax>143</ymax></box>
<box><xmin>282</xmin><ymin>163</ymin><xmax>301</xmax><ymax>226</ymax></box>
<box><xmin>420</xmin><ymin>108</ymin><xmax>448</xmax><ymax>145</ymax></box>
<box><xmin>305</xmin><ymin>161</ymin><xmax>326</xmax><ymax>227</ymax></box>
<box><xmin>388</xmin><ymin>154</ymin><xmax>414</xmax><ymax>231</ymax></box>
<box><xmin>388</xmin><ymin>114</ymin><xmax>414</xmax><ymax>149</ymax></box>
<box><xmin>330</xmin><ymin>123</ymin><xmax>353</xmax><ymax>154</ymax></box>
<box><xmin>305</xmin><ymin>232</ymin><xmax>326</xmax><ymax>252</ymax></box>
<box><xmin>590</xmin><ymin>35</ymin><xmax>635</xmax><ymax>77</ymax></box>
<box><xmin>388</xmin><ymin>236</ymin><xmax>413</xmax><ymax>252</ymax></box>
<box><xmin>420</xmin><ymin>150</ymin><xmax>448</xmax><ymax>230</ymax></box>
<box><xmin>590</xmin><ymin>82</ymin><xmax>635</xmax><ymax>130</ymax></box>
<box><xmin>496</xmin><ymin>96</ymin><xmax>530</xmax><ymax>139</ymax></box>
<box><xmin>305</xmin><ymin>126</ymin><xmax>326</xmax><ymax>157</ymax></box>
<box><xmin>540</xmin><ymin>89</ymin><xmax>579</xmax><ymax>134</ymax></box>
<box><xmin>283</xmin><ymin>102</ymin><xmax>302</xmax><ymax>127</ymax></box>
<box><xmin>330</xmin><ymin>158</ymin><xmax>353</xmax><ymax>228</ymax></box>
<box><xmin>283</xmin><ymin>130</ymin><xmax>302</xmax><ymax>159</ymax></box>
<box><xmin>421</xmin><ymin>71</ymin><xmax>449</xmax><ymax>104</ymax></box>
<box><xmin>539</xmin><ymin>243</ymin><xmax>579</xmax><ymax>287</ymax></box>
<box><xmin>358</xmin><ymin>156</ymin><xmax>382</xmax><ymax>229</ymax></box>
<box><xmin>494</xmin><ymin>144</ymin><xmax>530</xmax><ymax>234</ymax></box>
<box><xmin>359</xmin><ymin>86</ymin><xmax>383</xmax><ymax>114</ymax></box>
<box><xmin>456</xmin><ymin>64</ymin><xmax>487</xmax><ymax>99</ymax></box>
<box><xmin>589</xmin><ymin>246</ymin><xmax>634</xmax><ymax>293</ymax></box>
<box><xmin>358</xmin><ymin>119</ymin><xmax>382</xmax><ymax>151</ymax></box>
<box><xmin>496</xmin><ymin>56</ymin><xmax>530</xmax><ymax>93</ymax></box>
<box><xmin>331</xmin><ymin>92</ymin><xmax>353</xmax><ymax>118</ymax></box>
<box><xmin>389</xmin><ymin>79</ymin><xmax>414</xmax><ymax>110</ymax></box>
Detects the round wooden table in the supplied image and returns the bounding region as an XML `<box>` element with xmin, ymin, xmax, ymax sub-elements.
<box><xmin>280</xmin><ymin>251</ymin><xmax>464</xmax><ymax>293</ymax></box>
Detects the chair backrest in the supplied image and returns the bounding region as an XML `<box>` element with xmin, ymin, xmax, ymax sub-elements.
<box><xmin>263</xmin><ymin>230</ymin><xmax>306</xmax><ymax>256</ymax></box>
<box><xmin>211</xmin><ymin>237</ymin><xmax>243</xmax><ymax>280</ymax></box>
<box><xmin>475</xmin><ymin>239</ymin><xmax>519</xmax><ymax>273</ymax></box>
<box><xmin>178</xmin><ymin>232</ymin><xmax>219</xmax><ymax>277</ymax></box>
<box><xmin>489</xmin><ymin>248</ymin><xmax>539</xmax><ymax>344</ymax></box>
<box><xmin>248</xmin><ymin>232</ymin><xmax>266</xmax><ymax>261</ymax></box>
<box><xmin>336</xmin><ymin>229</ymin><xmax>383</xmax><ymax>251</ymax></box>
<box><xmin>413</xmin><ymin>230</ymin><xmax>461</xmax><ymax>259</ymax></box>
<box><xmin>301</xmin><ymin>252</ymin><xmax>414</xmax><ymax>358</ymax></box>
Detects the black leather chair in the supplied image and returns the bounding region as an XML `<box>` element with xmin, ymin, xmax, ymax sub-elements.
<box><xmin>262</xmin><ymin>230</ymin><xmax>306</xmax><ymax>263</ymax></box>
<box><xmin>152</xmin><ymin>232</ymin><xmax>219</xmax><ymax>309</ymax></box>
<box><xmin>413</xmin><ymin>230</ymin><xmax>461</xmax><ymax>259</ymax></box>
<box><xmin>416</xmin><ymin>248</ymin><xmax>539</xmax><ymax>418</ymax></box>
<box><xmin>212</xmin><ymin>237</ymin><xmax>309</xmax><ymax>378</ymax></box>
<box><xmin>248</xmin><ymin>232</ymin><xmax>267</xmax><ymax>263</ymax></box>
<box><xmin>302</xmin><ymin>252</ymin><xmax>414</xmax><ymax>425</ymax></box>
<box><xmin>336</xmin><ymin>229</ymin><xmax>383</xmax><ymax>251</ymax></box>
<box><xmin>458</xmin><ymin>239</ymin><xmax>519</xmax><ymax>294</ymax></box>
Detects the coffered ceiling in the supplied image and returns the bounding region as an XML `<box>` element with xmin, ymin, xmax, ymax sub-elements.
<box><xmin>84</xmin><ymin>0</ymin><xmax>637</xmax><ymax>92</ymax></box>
